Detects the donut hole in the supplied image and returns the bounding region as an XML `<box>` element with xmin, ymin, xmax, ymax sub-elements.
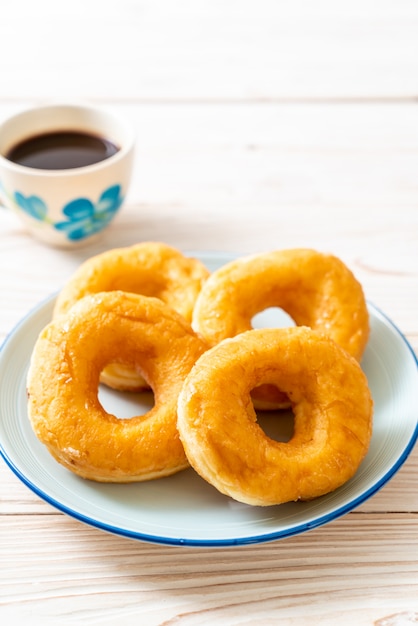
<box><xmin>255</xmin><ymin>406</ymin><xmax>295</xmax><ymax>443</ymax></box>
<box><xmin>98</xmin><ymin>384</ymin><xmax>155</xmax><ymax>419</ymax></box>
<box><xmin>251</xmin><ymin>308</ymin><xmax>295</xmax><ymax>411</ymax></box>
<box><xmin>252</xmin><ymin>306</ymin><xmax>295</xmax><ymax>330</ymax></box>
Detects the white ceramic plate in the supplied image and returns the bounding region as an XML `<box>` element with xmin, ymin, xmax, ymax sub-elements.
<box><xmin>1</xmin><ymin>252</ymin><xmax>417</xmax><ymax>546</ymax></box>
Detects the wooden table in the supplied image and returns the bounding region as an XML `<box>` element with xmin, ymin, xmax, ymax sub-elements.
<box><xmin>1</xmin><ymin>1</ymin><xmax>418</xmax><ymax>624</ymax></box>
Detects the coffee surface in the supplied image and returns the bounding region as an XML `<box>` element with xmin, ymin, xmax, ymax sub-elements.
<box><xmin>6</xmin><ymin>131</ymin><xmax>119</xmax><ymax>170</ymax></box>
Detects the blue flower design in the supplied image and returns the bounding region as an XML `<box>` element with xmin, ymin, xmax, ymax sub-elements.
<box><xmin>12</xmin><ymin>184</ymin><xmax>124</xmax><ymax>241</ymax></box>
<box><xmin>54</xmin><ymin>185</ymin><xmax>124</xmax><ymax>241</ymax></box>
<box><xmin>14</xmin><ymin>191</ymin><xmax>49</xmax><ymax>221</ymax></box>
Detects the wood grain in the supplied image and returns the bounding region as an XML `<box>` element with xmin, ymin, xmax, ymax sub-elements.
<box><xmin>1</xmin><ymin>514</ymin><xmax>418</xmax><ymax>625</ymax></box>
<box><xmin>1</xmin><ymin>0</ymin><xmax>418</xmax><ymax>100</ymax></box>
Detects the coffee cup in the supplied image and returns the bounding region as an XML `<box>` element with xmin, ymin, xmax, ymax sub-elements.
<box><xmin>0</xmin><ymin>103</ymin><xmax>135</xmax><ymax>247</ymax></box>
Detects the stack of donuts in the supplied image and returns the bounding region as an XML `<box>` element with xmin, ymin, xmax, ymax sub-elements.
<box><xmin>27</xmin><ymin>242</ymin><xmax>373</xmax><ymax>506</ymax></box>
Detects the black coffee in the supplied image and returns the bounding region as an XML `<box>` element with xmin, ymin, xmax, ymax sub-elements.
<box><xmin>6</xmin><ymin>130</ymin><xmax>119</xmax><ymax>170</ymax></box>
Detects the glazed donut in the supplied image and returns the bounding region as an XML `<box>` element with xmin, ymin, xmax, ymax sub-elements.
<box><xmin>53</xmin><ymin>241</ymin><xmax>210</xmax><ymax>391</ymax></box>
<box><xmin>192</xmin><ymin>248</ymin><xmax>370</xmax><ymax>409</ymax></box>
<box><xmin>177</xmin><ymin>326</ymin><xmax>373</xmax><ymax>506</ymax></box>
<box><xmin>27</xmin><ymin>291</ymin><xmax>207</xmax><ymax>482</ymax></box>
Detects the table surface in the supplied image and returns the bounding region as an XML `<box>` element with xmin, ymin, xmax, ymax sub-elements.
<box><xmin>1</xmin><ymin>1</ymin><xmax>418</xmax><ymax>624</ymax></box>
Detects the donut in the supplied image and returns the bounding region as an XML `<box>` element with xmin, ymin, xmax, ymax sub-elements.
<box><xmin>177</xmin><ymin>326</ymin><xmax>373</xmax><ymax>506</ymax></box>
<box><xmin>53</xmin><ymin>241</ymin><xmax>210</xmax><ymax>391</ymax></box>
<box><xmin>27</xmin><ymin>291</ymin><xmax>208</xmax><ymax>482</ymax></box>
<box><xmin>191</xmin><ymin>248</ymin><xmax>370</xmax><ymax>409</ymax></box>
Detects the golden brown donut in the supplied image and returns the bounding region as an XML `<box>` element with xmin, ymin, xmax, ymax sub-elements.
<box><xmin>53</xmin><ymin>241</ymin><xmax>210</xmax><ymax>391</ymax></box>
<box><xmin>192</xmin><ymin>248</ymin><xmax>370</xmax><ymax>409</ymax></box>
<box><xmin>177</xmin><ymin>326</ymin><xmax>373</xmax><ymax>506</ymax></box>
<box><xmin>27</xmin><ymin>291</ymin><xmax>207</xmax><ymax>482</ymax></box>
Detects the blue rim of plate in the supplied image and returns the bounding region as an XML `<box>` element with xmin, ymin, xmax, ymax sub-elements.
<box><xmin>0</xmin><ymin>260</ymin><xmax>418</xmax><ymax>546</ymax></box>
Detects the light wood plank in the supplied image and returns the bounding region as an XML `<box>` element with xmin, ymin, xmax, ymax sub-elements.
<box><xmin>0</xmin><ymin>0</ymin><xmax>418</xmax><ymax>101</ymax></box>
<box><xmin>1</xmin><ymin>513</ymin><xmax>418</xmax><ymax>625</ymax></box>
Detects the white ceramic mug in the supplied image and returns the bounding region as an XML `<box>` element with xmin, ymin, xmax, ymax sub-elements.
<box><xmin>0</xmin><ymin>103</ymin><xmax>135</xmax><ymax>247</ymax></box>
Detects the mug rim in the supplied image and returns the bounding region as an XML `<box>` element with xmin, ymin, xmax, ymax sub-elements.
<box><xmin>0</xmin><ymin>102</ymin><xmax>135</xmax><ymax>177</ymax></box>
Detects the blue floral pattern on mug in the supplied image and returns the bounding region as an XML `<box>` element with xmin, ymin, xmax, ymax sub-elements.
<box><xmin>14</xmin><ymin>192</ymin><xmax>49</xmax><ymax>221</ymax></box>
<box><xmin>13</xmin><ymin>184</ymin><xmax>124</xmax><ymax>241</ymax></box>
